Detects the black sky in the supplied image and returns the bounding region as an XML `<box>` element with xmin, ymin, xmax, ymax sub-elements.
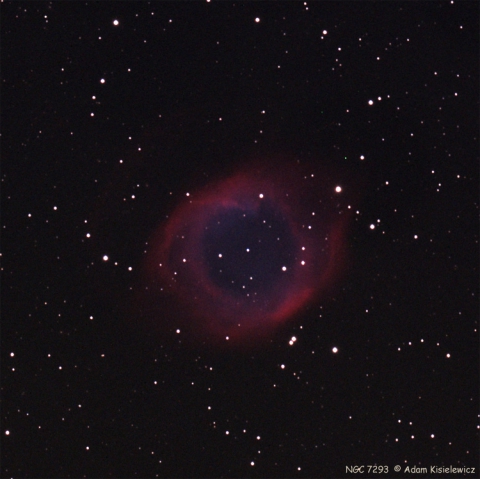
<box><xmin>1</xmin><ymin>2</ymin><xmax>479</xmax><ymax>478</ymax></box>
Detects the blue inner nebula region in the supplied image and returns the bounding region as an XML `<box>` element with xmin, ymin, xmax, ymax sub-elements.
<box><xmin>203</xmin><ymin>201</ymin><xmax>296</xmax><ymax>297</ymax></box>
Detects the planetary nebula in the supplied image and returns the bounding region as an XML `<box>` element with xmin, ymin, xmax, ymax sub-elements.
<box><xmin>141</xmin><ymin>159</ymin><xmax>350</xmax><ymax>346</ymax></box>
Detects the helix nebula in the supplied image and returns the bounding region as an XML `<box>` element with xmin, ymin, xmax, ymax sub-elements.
<box><xmin>139</xmin><ymin>155</ymin><xmax>352</xmax><ymax>347</ymax></box>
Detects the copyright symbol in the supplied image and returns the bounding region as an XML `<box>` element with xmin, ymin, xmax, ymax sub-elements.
<box><xmin>394</xmin><ymin>465</ymin><xmax>401</xmax><ymax>472</ymax></box>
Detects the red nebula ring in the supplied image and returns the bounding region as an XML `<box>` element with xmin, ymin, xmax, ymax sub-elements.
<box><xmin>140</xmin><ymin>159</ymin><xmax>350</xmax><ymax>347</ymax></box>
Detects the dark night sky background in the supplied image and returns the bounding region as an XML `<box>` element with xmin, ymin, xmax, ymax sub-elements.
<box><xmin>1</xmin><ymin>2</ymin><xmax>479</xmax><ymax>478</ymax></box>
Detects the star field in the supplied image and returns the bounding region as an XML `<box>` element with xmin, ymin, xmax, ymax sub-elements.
<box><xmin>1</xmin><ymin>2</ymin><xmax>478</xmax><ymax>478</ymax></box>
